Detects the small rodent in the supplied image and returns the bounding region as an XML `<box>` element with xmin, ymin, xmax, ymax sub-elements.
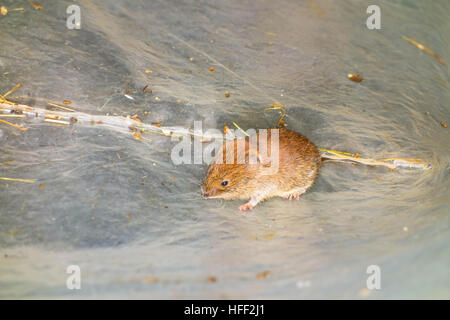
<box><xmin>201</xmin><ymin>128</ymin><xmax>321</xmax><ymax>211</ymax></box>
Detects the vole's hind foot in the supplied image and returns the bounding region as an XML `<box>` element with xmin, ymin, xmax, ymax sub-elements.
<box><xmin>283</xmin><ymin>186</ymin><xmax>308</xmax><ymax>201</ymax></box>
<box><xmin>285</xmin><ymin>193</ymin><xmax>301</xmax><ymax>200</ymax></box>
<box><xmin>239</xmin><ymin>202</ymin><xmax>254</xmax><ymax>211</ymax></box>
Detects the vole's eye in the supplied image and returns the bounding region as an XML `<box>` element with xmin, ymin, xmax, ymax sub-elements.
<box><xmin>221</xmin><ymin>180</ymin><xmax>229</xmax><ymax>187</ymax></box>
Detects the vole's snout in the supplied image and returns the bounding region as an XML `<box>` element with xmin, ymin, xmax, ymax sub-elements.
<box><xmin>201</xmin><ymin>184</ymin><xmax>207</xmax><ymax>197</ymax></box>
<box><xmin>201</xmin><ymin>185</ymin><xmax>207</xmax><ymax>197</ymax></box>
<box><xmin>202</xmin><ymin>186</ymin><xmax>218</xmax><ymax>198</ymax></box>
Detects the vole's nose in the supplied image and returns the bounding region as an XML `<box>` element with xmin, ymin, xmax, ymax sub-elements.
<box><xmin>201</xmin><ymin>184</ymin><xmax>208</xmax><ymax>197</ymax></box>
<box><xmin>202</xmin><ymin>186</ymin><xmax>217</xmax><ymax>198</ymax></box>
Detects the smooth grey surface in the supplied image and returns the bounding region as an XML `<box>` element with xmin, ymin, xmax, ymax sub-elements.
<box><xmin>0</xmin><ymin>0</ymin><xmax>449</xmax><ymax>298</ymax></box>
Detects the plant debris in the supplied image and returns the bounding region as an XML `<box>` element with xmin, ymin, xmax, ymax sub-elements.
<box><xmin>265</xmin><ymin>103</ymin><xmax>287</xmax><ymax>127</ymax></box>
<box><xmin>232</xmin><ymin>122</ymin><xmax>249</xmax><ymax>137</ymax></box>
<box><xmin>256</xmin><ymin>271</ymin><xmax>270</xmax><ymax>279</ymax></box>
<box><xmin>142</xmin><ymin>85</ymin><xmax>152</xmax><ymax>93</ymax></box>
<box><xmin>142</xmin><ymin>276</ymin><xmax>159</xmax><ymax>283</ymax></box>
<box><xmin>131</xmin><ymin>114</ymin><xmax>142</xmax><ymax>123</ymax></box>
<box><xmin>47</xmin><ymin>102</ymin><xmax>74</xmax><ymax>112</ymax></box>
<box><xmin>403</xmin><ymin>36</ymin><xmax>446</xmax><ymax>65</ymax></box>
<box><xmin>133</xmin><ymin>132</ymin><xmax>143</xmax><ymax>140</ymax></box>
<box><xmin>0</xmin><ymin>114</ymin><xmax>25</xmax><ymax>118</ymax></box>
<box><xmin>262</xmin><ymin>233</ymin><xmax>275</xmax><ymax>240</ymax></box>
<box><xmin>30</xmin><ymin>2</ymin><xmax>43</xmax><ymax>10</ymax></box>
<box><xmin>1</xmin><ymin>83</ymin><xmax>22</xmax><ymax>102</ymax></box>
<box><xmin>0</xmin><ymin>6</ymin><xmax>22</xmax><ymax>16</ymax></box>
<box><xmin>347</xmin><ymin>73</ymin><xmax>363</xmax><ymax>83</ymax></box>
<box><xmin>44</xmin><ymin>119</ymin><xmax>70</xmax><ymax>126</ymax></box>
<box><xmin>0</xmin><ymin>177</ymin><xmax>36</xmax><ymax>183</ymax></box>
<box><xmin>320</xmin><ymin>149</ymin><xmax>431</xmax><ymax>170</ymax></box>
<box><xmin>0</xmin><ymin>118</ymin><xmax>28</xmax><ymax>131</ymax></box>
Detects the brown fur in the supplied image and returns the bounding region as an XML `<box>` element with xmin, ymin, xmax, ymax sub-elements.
<box><xmin>201</xmin><ymin>128</ymin><xmax>321</xmax><ymax>210</ymax></box>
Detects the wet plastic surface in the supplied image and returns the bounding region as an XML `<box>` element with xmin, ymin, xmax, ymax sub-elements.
<box><xmin>0</xmin><ymin>0</ymin><xmax>449</xmax><ymax>298</ymax></box>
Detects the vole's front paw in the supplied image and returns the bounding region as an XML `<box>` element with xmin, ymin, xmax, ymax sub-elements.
<box><xmin>239</xmin><ymin>203</ymin><xmax>254</xmax><ymax>211</ymax></box>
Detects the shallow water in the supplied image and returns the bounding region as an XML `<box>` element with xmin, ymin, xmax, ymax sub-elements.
<box><xmin>0</xmin><ymin>0</ymin><xmax>449</xmax><ymax>299</ymax></box>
